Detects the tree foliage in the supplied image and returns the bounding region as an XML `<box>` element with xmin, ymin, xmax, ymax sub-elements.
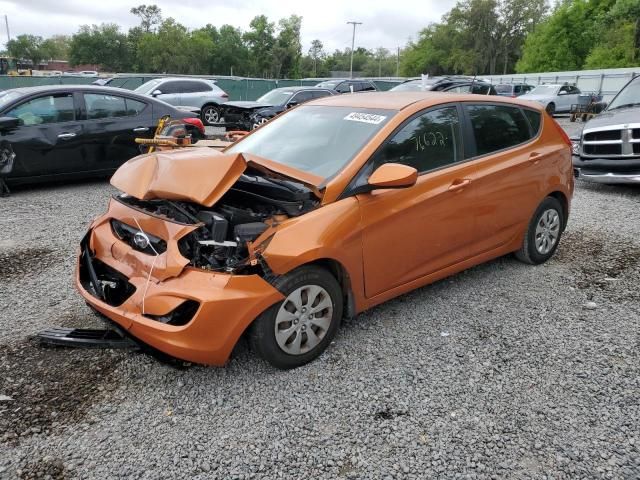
<box><xmin>18</xmin><ymin>1</ymin><xmax>640</xmax><ymax>77</ymax></box>
<box><xmin>517</xmin><ymin>0</ymin><xmax>640</xmax><ymax>72</ymax></box>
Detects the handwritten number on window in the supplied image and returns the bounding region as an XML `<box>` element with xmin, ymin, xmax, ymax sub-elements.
<box><xmin>415</xmin><ymin>131</ymin><xmax>446</xmax><ymax>151</ymax></box>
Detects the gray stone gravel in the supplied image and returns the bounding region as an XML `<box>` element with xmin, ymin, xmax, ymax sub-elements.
<box><xmin>1</xmin><ymin>118</ymin><xmax>639</xmax><ymax>479</ymax></box>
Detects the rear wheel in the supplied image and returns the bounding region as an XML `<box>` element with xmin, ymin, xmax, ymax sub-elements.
<box><xmin>201</xmin><ymin>105</ymin><xmax>220</xmax><ymax>126</ymax></box>
<box><xmin>515</xmin><ymin>197</ymin><xmax>564</xmax><ymax>265</ymax></box>
<box><xmin>546</xmin><ymin>102</ymin><xmax>556</xmax><ymax>116</ymax></box>
<box><xmin>249</xmin><ymin>266</ymin><xmax>343</xmax><ymax>369</ymax></box>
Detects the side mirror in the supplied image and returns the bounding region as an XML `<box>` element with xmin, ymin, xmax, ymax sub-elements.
<box><xmin>368</xmin><ymin>163</ymin><xmax>418</xmax><ymax>189</ymax></box>
<box><xmin>151</xmin><ymin>89</ymin><xmax>163</xmax><ymax>97</ymax></box>
<box><xmin>286</xmin><ymin>100</ymin><xmax>298</xmax><ymax>109</ymax></box>
<box><xmin>0</xmin><ymin>117</ymin><xmax>21</xmax><ymax>131</ymax></box>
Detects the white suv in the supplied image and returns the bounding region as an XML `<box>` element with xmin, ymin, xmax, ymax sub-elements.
<box><xmin>135</xmin><ymin>77</ymin><xmax>229</xmax><ymax>125</ymax></box>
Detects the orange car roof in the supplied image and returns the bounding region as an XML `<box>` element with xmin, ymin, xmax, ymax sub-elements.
<box><xmin>307</xmin><ymin>91</ymin><xmax>544</xmax><ymax>111</ymax></box>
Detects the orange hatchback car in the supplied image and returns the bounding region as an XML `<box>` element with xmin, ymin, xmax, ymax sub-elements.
<box><xmin>76</xmin><ymin>92</ymin><xmax>573</xmax><ymax>369</ymax></box>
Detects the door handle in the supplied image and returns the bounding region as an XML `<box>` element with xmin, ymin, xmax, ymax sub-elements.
<box><xmin>57</xmin><ymin>132</ymin><xmax>76</xmax><ymax>140</ymax></box>
<box><xmin>529</xmin><ymin>152</ymin><xmax>541</xmax><ymax>164</ymax></box>
<box><xmin>133</xmin><ymin>127</ymin><xmax>149</xmax><ymax>133</ymax></box>
<box><xmin>448</xmin><ymin>178</ymin><xmax>471</xmax><ymax>192</ymax></box>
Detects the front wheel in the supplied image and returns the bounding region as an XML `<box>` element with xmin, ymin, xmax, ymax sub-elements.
<box><xmin>201</xmin><ymin>105</ymin><xmax>220</xmax><ymax>126</ymax></box>
<box><xmin>249</xmin><ymin>266</ymin><xmax>343</xmax><ymax>369</ymax></box>
<box><xmin>515</xmin><ymin>197</ymin><xmax>564</xmax><ymax>265</ymax></box>
<box><xmin>546</xmin><ymin>102</ymin><xmax>556</xmax><ymax>116</ymax></box>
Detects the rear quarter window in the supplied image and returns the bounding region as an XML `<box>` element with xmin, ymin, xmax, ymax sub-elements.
<box><xmin>522</xmin><ymin>109</ymin><xmax>541</xmax><ymax>136</ymax></box>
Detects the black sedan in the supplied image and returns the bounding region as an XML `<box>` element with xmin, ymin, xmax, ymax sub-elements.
<box><xmin>0</xmin><ymin>85</ymin><xmax>204</xmax><ymax>193</ymax></box>
<box><xmin>220</xmin><ymin>86</ymin><xmax>335</xmax><ymax>131</ymax></box>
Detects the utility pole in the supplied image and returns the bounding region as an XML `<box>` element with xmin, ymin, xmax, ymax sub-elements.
<box><xmin>4</xmin><ymin>15</ymin><xmax>9</xmax><ymax>44</ymax></box>
<box><xmin>396</xmin><ymin>46</ymin><xmax>400</xmax><ymax>77</ymax></box>
<box><xmin>347</xmin><ymin>21</ymin><xmax>362</xmax><ymax>79</ymax></box>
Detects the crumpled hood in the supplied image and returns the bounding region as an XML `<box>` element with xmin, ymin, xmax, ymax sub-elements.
<box><xmin>110</xmin><ymin>148</ymin><xmax>324</xmax><ymax>206</ymax></box>
<box><xmin>583</xmin><ymin>106</ymin><xmax>640</xmax><ymax>130</ymax></box>
<box><xmin>111</xmin><ymin>148</ymin><xmax>246</xmax><ymax>207</ymax></box>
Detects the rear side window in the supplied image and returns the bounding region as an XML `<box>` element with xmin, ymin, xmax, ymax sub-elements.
<box><xmin>85</xmin><ymin>94</ymin><xmax>128</xmax><ymax>119</ymax></box>
<box><xmin>466</xmin><ymin>104</ymin><xmax>532</xmax><ymax>156</ymax></box>
<box><xmin>523</xmin><ymin>109</ymin><xmax>541</xmax><ymax>136</ymax></box>
<box><xmin>371</xmin><ymin>106</ymin><xmax>462</xmax><ymax>173</ymax></box>
<box><xmin>360</xmin><ymin>82</ymin><xmax>376</xmax><ymax>92</ymax></box>
<box><xmin>125</xmin><ymin>98</ymin><xmax>147</xmax><ymax>116</ymax></box>
<box><xmin>7</xmin><ymin>94</ymin><xmax>75</xmax><ymax>125</ymax></box>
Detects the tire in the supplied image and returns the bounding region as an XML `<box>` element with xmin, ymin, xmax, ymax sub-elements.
<box><xmin>515</xmin><ymin>196</ymin><xmax>564</xmax><ymax>265</ymax></box>
<box><xmin>546</xmin><ymin>102</ymin><xmax>556</xmax><ymax>116</ymax></box>
<box><xmin>201</xmin><ymin>105</ymin><xmax>220</xmax><ymax>126</ymax></box>
<box><xmin>249</xmin><ymin>266</ymin><xmax>343</xmax><ymax>369</ymax></box>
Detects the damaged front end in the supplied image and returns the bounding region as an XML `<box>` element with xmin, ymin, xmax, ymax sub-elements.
<box><xmin>75</xmin><ymin>148</ymin><xmax>321</xmax><ymax>364</ymax></box>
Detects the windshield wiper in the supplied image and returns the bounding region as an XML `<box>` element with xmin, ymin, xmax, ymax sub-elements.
<box><xmin>608</xmin><ymin>102</ymin><xmax>640</xmax><ymax>111</ymax></box>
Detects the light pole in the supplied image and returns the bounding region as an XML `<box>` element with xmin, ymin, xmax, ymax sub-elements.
<box><xmin>347</xmin><ymin>21</ymin><xmax>362</xmax><ymax>79</ymax></box>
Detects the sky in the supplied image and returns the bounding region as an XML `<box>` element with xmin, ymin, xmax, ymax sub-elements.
<box><xmin>0</xmin><ymin>0</ymin><xmax>458</xmax><ymax>52</ymax></box>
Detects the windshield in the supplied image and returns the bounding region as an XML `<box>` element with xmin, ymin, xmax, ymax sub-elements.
<box><xmin>134</xmin><ymin>79</ymin><xmax>163</xmax><ymax>95</ymax></box>
<box><xmin>256</xmin><ymin>89</ymin><xmax>292</xmax><ymax>105</ymax></box>
<box><xmin>0</xmin><ymin>90</ymin><xmax>23</xmax><ymax>109</ymax></box>
<box><xmin>494</xmin><ymin>84</ymin><xmax>513</xmax><ymax>94</ymax></box>
<box><xmin>527</xmin><ymin>85</ymin><xmax>559</xmax><ymax>95</ymax></box>
<box><xmin>226</xmin><ymin>105</ymin><xmax>395</xmax><ymax>179</ymax></box>
<box><xmin>608</xmin><ymin>76</ymin><xmax>640</xmax><ymax>110</ymax></box>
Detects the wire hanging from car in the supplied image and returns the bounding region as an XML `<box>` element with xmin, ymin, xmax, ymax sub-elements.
<box><xmin>134</xmin><ymin>217</ymin><xmax>160</xmax><ymax>315</ymax></box>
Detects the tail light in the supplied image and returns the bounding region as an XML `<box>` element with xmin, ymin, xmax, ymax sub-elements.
<box><xmin>183</xmin><ymin>117</ymin><xmax>205</xmax><ymax>135</ymax></box>
<box><xmin>220</xmin><ymin>92</ymin><xmax>229</xmax><ymax>99</ymax></box>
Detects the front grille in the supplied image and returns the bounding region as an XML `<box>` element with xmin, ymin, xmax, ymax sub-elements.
<box><xmin>111</xmin><ymin>219</ymin><xmax>167</xmax><ymax>255</ymax></box>
<box><xmin>584</xmin><ymin>130</ymin><xmax>621</xmax><ymax>141</ymax></box>
<box><xmin>632</xmin><ymin>129</ymin><xmax>640</xmax><ymax>139</ymax></box>
<box><xmin>634</xmin><ymin>144</ymin><xmax>640</xmax><ymax>154</ymax></box>
<box><xmin>583</xmin><ymin>144</ymin><xmax>622</xmax><ymax>156</ymax></box>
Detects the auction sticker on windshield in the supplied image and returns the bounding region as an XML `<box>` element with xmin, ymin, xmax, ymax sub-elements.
<box><xmin>344</xmin><ymin>112</ymin><xmax>387</xmax><ymax>124</ymax></box>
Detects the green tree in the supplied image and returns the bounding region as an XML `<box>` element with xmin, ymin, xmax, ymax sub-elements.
<box><xmin>244</xmin><ymin>15</ymin><xmax>275</xmax><ymax>77</ymax></box>
<box><xmin>69</xmin><ymin>24</ymin><xmax>131</xmax><ymax>71</ymax></box>
<box><xmin>272</xmin><ymin>15</ymin><xmax>302</xmax><ymax>78</ymax></box>
<box><xmin>7</xmin><ymin>35</ymin><xmax>46</xmax><ymax>67</ymax></box>
<box><xmin>214</xmin><ymin>25</ymin><xmax>249</xmax><ymax>76</ymax></box>
<box><xmin>41</xmin><ymin>35</ymin><xmax>71</xmax><ymax>60</ymax></box>
<box><xmin>135</xmin><ymin>18</ymin><xmax>190</xmax><ymax>73</ymax></box>
<box><xmin>308</xmin><ymin>39</ymin><xmax>325</xmax><ymax>76</ymax></box>
<box><xmin>130</xmin><ymin>4</ymin><xmax>162</xmax><ymax>33</ymax></box>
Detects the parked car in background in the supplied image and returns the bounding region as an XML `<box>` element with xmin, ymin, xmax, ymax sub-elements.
<box><xmin>0</xmin><ymin>85</ymin><xmax>204</xmax><ymax>191</ymax></box>
<box><xmin>572</xmin><ymin>75</ymin><xmax>640</xmax><ymax>184</ymax></box>
<box><xmin>220</xmin><ymin>86</ymin><xmax>335</xmax><ymax>130</ymax></box>
<box><xmin>76</xmin><ymin>92</ymin><xmax>572</xmax><ymax>369</ymax></box>
<box><xmin>315</xmin><ymin>79</ymin><xmax>378</xmax><ymax>93</ymax></box>
<box><xmin>135</xmin><ymin>77</ymin><xmax>229</xmax><ymax>126</ymax></box>
<box><xmin>495</xmin><ymin>83</ymin><xmax>534</xmax><ymax>97</ymax></box>
<box><xmin>389</xmin><ymin>76</ymin><xmax>493</xmax><ymax>93</ymax></box>
<box><xmin>520</xmin><ymin>84</ymin><xmax>581</xmax><ymax>115</ymax></box>
<box><xmin>440</xmin><ymin>82</ymin><xmax>497</xmax><ymax>95</ymax></box>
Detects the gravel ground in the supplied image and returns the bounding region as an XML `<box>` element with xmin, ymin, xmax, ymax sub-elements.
<box><xmin>1</xmin><ymin>117</ymin><xmax>639</xmax><ymax>479</ymax></box>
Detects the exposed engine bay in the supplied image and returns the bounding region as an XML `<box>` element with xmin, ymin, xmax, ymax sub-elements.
<box><xmin>115</xmin><ymin>169</ymin><xmax>318</xmax><ymax>273</ymax></box>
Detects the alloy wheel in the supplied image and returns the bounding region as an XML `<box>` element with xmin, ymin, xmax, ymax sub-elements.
<box><xmin>534</xmin><ymin>208</ymin><xmax>560</xmax><ymax>255</ymax></box>
<box><xmin>203</xmin><ymin>107</ymin><xmax>219</xmax><ymax>124</ymax></box>
<box><xmin>274</xmin><ymin>285</ymin><xmax>333</xmax><ymax>355</ymax></box>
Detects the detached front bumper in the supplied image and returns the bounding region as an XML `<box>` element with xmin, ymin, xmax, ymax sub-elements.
<box><xmin>75</xmin><ymin>200</ymin><xmax>284</xmax><ymax>366</ymax></box>
<box><xmin>573</xmin><ymin>155</ymin><xmax>640</xmax><ymax>184</ymax></box>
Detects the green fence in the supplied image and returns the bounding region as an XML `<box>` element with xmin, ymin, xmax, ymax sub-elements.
<box><xmin>0</xmin><ymin>75</ymin><xmax>402</xmax><ymax>101</ymax></box>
